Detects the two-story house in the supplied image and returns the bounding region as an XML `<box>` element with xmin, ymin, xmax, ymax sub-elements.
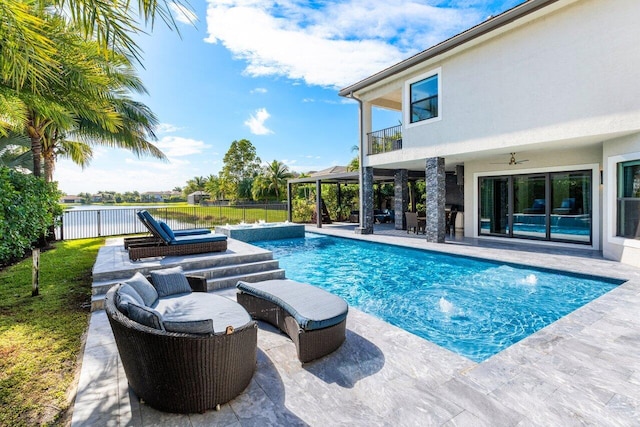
<box><xmin>338</xmin><ymin>0</ymin><xmax>640</xmax><ymax>267</ymax></box>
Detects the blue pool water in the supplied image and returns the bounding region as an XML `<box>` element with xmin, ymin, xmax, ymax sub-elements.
<box><xmin>254</xmin><ymin>233</ymin><xmax>622</xmax><ymax>362</ymax></box>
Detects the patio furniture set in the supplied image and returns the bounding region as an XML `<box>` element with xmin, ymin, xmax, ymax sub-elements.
<box><xmin>105</xmin><ymin>267</ymin><xmax>349</xmax><ymax>414</ymax></box>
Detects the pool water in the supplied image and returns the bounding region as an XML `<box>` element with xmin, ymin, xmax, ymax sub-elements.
<box><xmin>254</xmin><ymin>233</ymin><xmax>622</xmax><ymax>362</ymax></box>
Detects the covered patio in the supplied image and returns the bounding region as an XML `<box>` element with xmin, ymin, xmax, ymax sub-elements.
<box><xmin>285</xmin><ymin>166</ymin><xmax>456</xmax><ymax>234</ymax></box>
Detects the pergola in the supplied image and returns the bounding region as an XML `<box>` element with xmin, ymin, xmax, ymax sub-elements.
<box><xmin>286</xmin><ymin>166</ymin><xmax>425</xmax><ymax>228</ymax></box>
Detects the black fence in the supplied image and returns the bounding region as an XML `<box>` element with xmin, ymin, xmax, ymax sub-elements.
<box><xmin>56</xmin><ymin>203</ymin><xmax>289</xmax><ymax>240</ymax></box>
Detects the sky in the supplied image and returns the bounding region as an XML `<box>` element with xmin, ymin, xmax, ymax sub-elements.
<box><xmin>54</xmin><ymin>0</ymin><xmax>524</xmax><ymax>195</ymax></box>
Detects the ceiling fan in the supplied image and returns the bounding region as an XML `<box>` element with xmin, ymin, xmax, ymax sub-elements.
<box><xmin>491</xmin><ymin>152</ymin><xmax>529</xmax><ymax>165</ymax></box>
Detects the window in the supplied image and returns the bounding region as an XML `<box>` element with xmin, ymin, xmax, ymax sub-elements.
<box><xmin>617</xmin><ymin>160</ymin><xmax>640</xmax><ymax>239</ymax></box>
<box><xmin>410</xmin><ymin>74</ymin><xmax>438</xmax><ymax>123</ymax></box>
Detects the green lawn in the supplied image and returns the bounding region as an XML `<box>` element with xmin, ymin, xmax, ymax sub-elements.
<box><xmin>0</xmin><ymin>238</ymin><xmax>104</xmax><ymax>426</ymax></box>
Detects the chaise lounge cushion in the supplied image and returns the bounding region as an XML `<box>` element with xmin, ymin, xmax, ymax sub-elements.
<box><xmin>150</xmin><ymin>266</ymin><xmax>192</xmax><ymax>297</ymax></box>
<box><xmin>124</xmin><ymin>272</ymin><xmax>158</xmax><ymax>306</ymax></box>
<box><xmin>154</xmin><ymin>293</ymin><xmax>252</xmax><ymax>334</ymax></box>
<box><xmin>236</xmin><ymin>279</ymin><xmax>348</xmax><ymax>331</ymax></box>
<box><xmin>158</xmin><ymin>221</ymin><xmax>176</xmax><ymax>240</ymax></box>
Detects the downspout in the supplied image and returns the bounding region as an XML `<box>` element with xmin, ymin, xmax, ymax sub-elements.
<box><xmin>346</xmin><ymin>91</ymin><xmax>365</xmax><ymax>229</ymax></box>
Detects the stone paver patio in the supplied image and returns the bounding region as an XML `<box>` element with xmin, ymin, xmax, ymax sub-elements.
<box><xmin>71</xmin><ymin>224</ymin><xmax>640</xmax><ymax>426</ymax></box>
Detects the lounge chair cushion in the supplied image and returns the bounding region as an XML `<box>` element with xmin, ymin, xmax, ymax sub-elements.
<box><xmin>154</xmin><ymin>292</ymin><xmax>252</xmax><ymax>335</ymax></box>
<box><xmin>124</xmin><ymin>272</ymin><xmax>158</xmax><ymax>306</ymax></box>
<box><xmin>170</xmin><ymin>234</ymin><xmax>228</xmax><ymax>245</ymax></box>
<box><xmin>127</xmin><ymin>303</ymin><xmax>164</xmax><ymax>330</ymax></box>
<box><xmin>150</xmin><ymin>266</ymin><xmax>192</xmax><ymax>297</ymax></box>
<box><xmin>158</xmin><ymin>221</ymin><xmax>176</xmax><ymax>240</ymax></box>
<box><xmin>139</xmin><ymin>210</ymin><xmax>173</xmax><ymax>242</ymax></box>
<box><xmin>163</xmin><ymin>319</ymin><xmax>214</xmax><ymax>335</ymax></box>
<box><xmin>236</xmin><ymin>279</ymin><xmax>348</xmax><ymax>331</ymax></box>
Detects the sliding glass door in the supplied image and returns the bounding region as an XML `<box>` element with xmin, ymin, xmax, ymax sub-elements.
<box><xmin>479</xmin><ymin>170</ymin><xmax>592</xmax><ymax>244</ymax></box>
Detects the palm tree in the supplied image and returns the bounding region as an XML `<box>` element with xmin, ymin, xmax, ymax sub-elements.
<box><xmin>1</xmin><ymin>0</ymin><xmax>192</xmax><ymax>94</ymax></box>
<box><xmin>11</xmin><ymin>19</ymin><xmax>164</xmax><ymax>180</ymax></box>
<box><xmin>263</xmin><ymin>160</ymin><xmax>292</xmax><ymax>200</ymax></box>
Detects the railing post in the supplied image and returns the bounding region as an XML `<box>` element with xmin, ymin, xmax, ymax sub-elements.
<box><xmin>97</xmin><ymin>210</ymin><xmax>101</xmax><ymax>237</ymax></box>
<box><xmin>265</xmin><ymin>202</ymin><xmax>268</xmax><ymax>222</ymax></box>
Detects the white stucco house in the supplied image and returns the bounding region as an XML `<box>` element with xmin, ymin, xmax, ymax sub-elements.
<box><xmin>338</xmin><ymin>0</ymin><xmax>640</xmax><ymax>267</ymax></box>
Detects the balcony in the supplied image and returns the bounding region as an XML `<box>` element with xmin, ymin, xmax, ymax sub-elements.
<box><xmin>367</xmin><ymin>125</ymin><xmax>402</xmax><ymax>155</ymax></box>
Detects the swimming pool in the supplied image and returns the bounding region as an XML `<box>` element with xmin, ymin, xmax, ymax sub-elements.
<box><xmin>254</xmin><ymin>233</ymin><xmax>622</xmax><ymax>362</ymax></box>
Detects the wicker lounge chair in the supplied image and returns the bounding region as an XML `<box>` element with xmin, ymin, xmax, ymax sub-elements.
<box><xmin>105</xmin><ymin>272</ymin><xmax>257</xmax><ymax>413</ymax></box>
<box><xmin>236</xmin><ymin>279</ymin><xmax>348</xmax><ymax>363</ymax></box>
<box><xmin>127</xmin><ymin>211</ymin><xmax>227</xmax><ymax>261</ymax></box>
<box><xmin>124</xmin><ymin>210</ymin><xmax>212</xmax><ymax>249</ymax></box>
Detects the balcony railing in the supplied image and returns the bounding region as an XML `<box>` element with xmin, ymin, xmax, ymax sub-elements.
<box><xmin>367</xmin><ymin>125</ymin><xmax>402</xmax><ymax>155</ymax></box>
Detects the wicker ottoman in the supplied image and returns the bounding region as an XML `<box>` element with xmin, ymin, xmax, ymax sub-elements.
<box><xmin>236</xmin><ymin>279</ymin><xmax>348</xmax><ymax>363</ymax></box>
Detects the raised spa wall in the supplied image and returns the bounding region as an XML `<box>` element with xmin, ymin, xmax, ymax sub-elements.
<box><xmin>215</xmin><ymin>223</ymin><xmax>305</xmax><ymax>243</ymax></box>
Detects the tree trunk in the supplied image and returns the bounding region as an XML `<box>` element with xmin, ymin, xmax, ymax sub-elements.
<box><xmin>43</xmin><ymin>148</ymin><xmax>55</xmax><ymax>183</ymax></box>
<box><xmin>30</xmin><ymin>135</ymin><xmax>42</xmax><ymax>177</ymax></box>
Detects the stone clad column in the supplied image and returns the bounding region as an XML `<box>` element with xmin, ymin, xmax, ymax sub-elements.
<box><xmin>425</xmin><ymin>157</ymin><xmax>446</xmax><ymax>243</ymax></box>
<box><xmin>356</xmin><ymin>167</ymin><xmax>374</xmax><ymax>234</ymax></box>
<box><xmin>394</xmin><ymin>169</ymin><xmax>408</xmax><ymax>230</ymax></box>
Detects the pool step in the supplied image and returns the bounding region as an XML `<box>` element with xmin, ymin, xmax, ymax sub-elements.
<box><xmin>90</xmin><ymin>239</ymin><xmax>285</xmax><ymax>311</ymax></box>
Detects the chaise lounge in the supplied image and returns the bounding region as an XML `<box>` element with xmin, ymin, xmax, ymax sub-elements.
<box><xmin>124</xmin><ymin>210</ymin><xmax>212</xmax><ymax>248</ymax></box>
<box><xmin>105</xmin><ymin>267</ymin><xmax>257</xmax><ymax>413</ymax></box>
<box><xmin>236</xmin><ymin>279</ymin><xmax>348</xmax><ymax>363</ymax></box>
<box><xmin>127</xmin><ymin>211</ymin><xmax>228</xmax><ymax>261</ymax></box>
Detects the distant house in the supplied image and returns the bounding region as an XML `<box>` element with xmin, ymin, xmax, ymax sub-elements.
<box><xmin>142</xmin><ymin>191</ymin><xmax>178</xmax><ymax>202</ymax></box>
<box><xmin>187</xmin><ymin>191</ymin><xmax>210</xmax><ymax>205</ymax></box>
<box><xmin>59</xmin><ymin>195</ymin><xmax>83</xmax><ymax>204</ymax></box>
<box><xmin>338</xmin><ymin>0</ymin><xmax>640</xmax><ymax>267</ymax></box>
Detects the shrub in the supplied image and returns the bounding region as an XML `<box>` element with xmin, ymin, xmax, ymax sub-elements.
<box><xmin>0</xmin><ymin>167</ymin><xmax>62</xmax><ymax>266</ymax></box>
<box><xmin>292</xmin><ymin>198</ymin><xmax>314</xmax><ymax>223</ymax></box>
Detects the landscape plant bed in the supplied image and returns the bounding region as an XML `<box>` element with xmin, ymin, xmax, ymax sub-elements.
<box><xmin>0</xmin><ymin>238</ymin><xmax>103</xmax><ymax>426</ymax></box>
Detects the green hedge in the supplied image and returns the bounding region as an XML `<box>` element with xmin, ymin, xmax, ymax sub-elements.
<box><xmin>0</xmin><ymin>167</ymin><xmax>61</xmax><ymax>266</ymax></box>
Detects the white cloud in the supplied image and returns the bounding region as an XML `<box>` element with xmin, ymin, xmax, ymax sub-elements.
<box><xmin>170</xmin><ymin>2</ymin><xmax>198</xmax><ymax>24</ymax></box>
<box><xmin>244</xmin><ymin>108</ymin><xmax>274</xmax><ymax>135</ymax></box>
<box><xmin>156</xmin><ymin>123</ymin><xmax>182</xmax><ymax>134</ymax></box>
<box><xmin>154</xmin><ymin>136</ymin><xmax>210</xmax><ymax>157</ymax></box>
<box><xmin>205</xmin><ymin>0</ymin><xmax>488</xmax><ymax>88</ymax></box>
<box><xmin>251</xmin><ymin>87</ymin><xmax>268</xmax><ymax>94</ymax></box>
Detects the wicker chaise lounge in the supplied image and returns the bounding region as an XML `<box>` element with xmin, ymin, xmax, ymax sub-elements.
<box><xmin>126</xmin><ymin>211</ymin><xmax>227</xmax><ymax>261</ymax></box>
<box><xmin>124</xmin><ymin>210</ymin><xmax>212</xmax><ymax>249</ymax></box>
<box><xmin>236</xmin><ymin>279</ymin><xmax>348</xmax><ymax>363</ymax></box>
<box><xmin>105</xmin><ymin>268</ymin><xmax>257</xmax><ymax>413</ymax></box>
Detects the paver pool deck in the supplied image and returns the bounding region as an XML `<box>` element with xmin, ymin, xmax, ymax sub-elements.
<box><xmin>71</xmin><ymin>224</ymin><xmax>640</xmax><ymax>426</ymax></box>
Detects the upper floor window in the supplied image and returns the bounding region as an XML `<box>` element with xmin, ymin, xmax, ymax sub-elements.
<box><xmin>410</xmin><ymin>74</ymin><xmax>438</xmax><ymax>123</ymax></box>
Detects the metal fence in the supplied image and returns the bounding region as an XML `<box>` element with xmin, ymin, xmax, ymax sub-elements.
<box><xmin>56</xmin><ymin>203</ymin><xmax>289</xmax><ymax>240</ymax></box>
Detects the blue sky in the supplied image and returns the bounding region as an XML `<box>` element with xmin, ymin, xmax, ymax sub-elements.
<box><xmin>55</xmin><ymin>0</ymin><xmax>523</xmax><ymax>195</ymax></box>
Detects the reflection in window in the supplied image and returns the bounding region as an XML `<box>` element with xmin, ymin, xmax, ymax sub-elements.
<box><xmin>617</xmin><ymin>160</ymin><xmax>640</xmax><ymax>239</ymax></box>
<box><xmin>550</xmin><ymin>172</ymin><xmax>591</xmax><ymax>243</ymax></box>
<box><xmin>410</xmin><ymin>75</ymin><xmax>438</xmax><ymax>123</ymax></box>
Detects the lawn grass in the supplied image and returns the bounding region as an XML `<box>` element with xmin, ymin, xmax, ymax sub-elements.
<box><xmin>0</xmin><ymin>238</ymin><xmax>104</xmax><ymax>426</ymax></box>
